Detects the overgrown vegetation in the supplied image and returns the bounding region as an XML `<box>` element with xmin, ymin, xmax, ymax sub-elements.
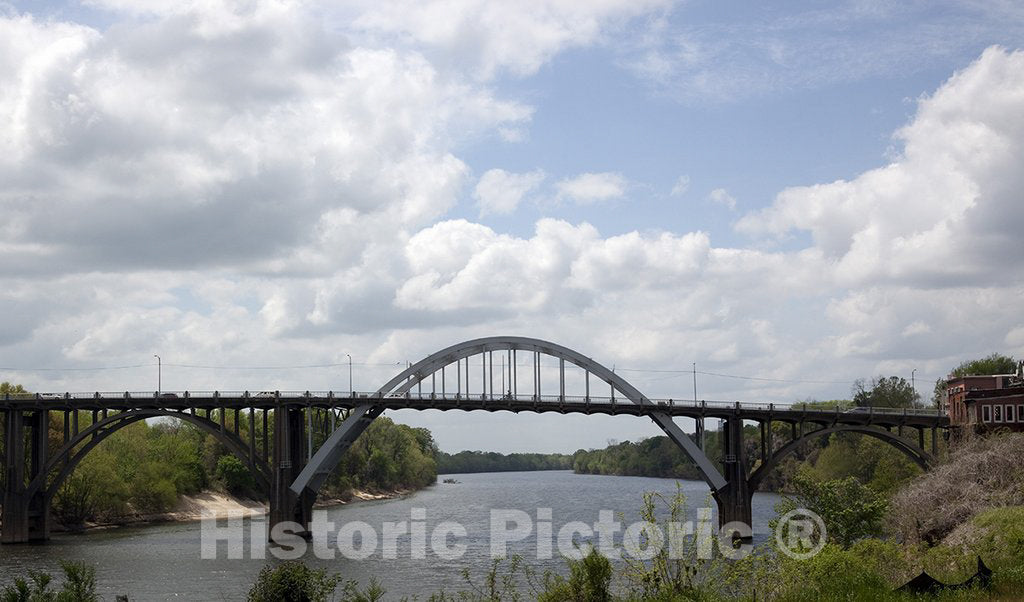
<box><xmin>52</xmin><ymin>419</ymin><xmax>207</xmax><ymax>527</ymax></box>
<box><xmin>44</xmin><ymin>408</ymin><xmax>437</xmax><ymax>529</ymax></box>
<box><xmin>890</xmin><ymin>431</ymin><xmax>1024</xmax><ymax>545</ymax></box>
<box><xmin>772</xmin><ymin>474</ymin><xmax>888</xmax><ymax>548</ymax></box>
<box><xmin>325</xmin><ymin>417</ymin><xmax>438</xmax><ymax>497</ymax></box>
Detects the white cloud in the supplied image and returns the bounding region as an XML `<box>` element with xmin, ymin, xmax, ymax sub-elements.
<box><xmin>1006</xmin><ymin>327</ymin><xmax>1024</xmax><ymax>353</ymax></box>
<box><xmin>0</xmin><ymin>6</ymin><xmax>531</xmax><ymax>277</ymax></box>
<box><xmin>708</xmin><ymin>188</ymin><xmax>736</xmax><ymax>210</ymax></box>
<box><xmin>473</xmin><ymin>168</ymin><xmax>546</xmax><ymax>216</ymax></box>
<box><xmin>670</xmin><ymin>174</ymin><xmax>690</xmax><ymax>196</ymax></box>
<box><xmin>823</xmin><ymin>285</ymin><xmax>1022</xmax><ymax>365</ymax></box>
<box><xmin>736</xmin><ymin>47</ymin><xmax>1024</xmax><ymax>288</ymax></box>
<box><xmin>349</xmin><ymin>0</ymin><xmax>673</xmax><ymax>80</ymax></box>
<box><xmin>901</xmin><ymin>321</ymin><xmax>932</xmax><ymax>337</ymax></box>
<box><xmin>555</xmin><ymin>172</ymin><xmax>627</xmax><ymax>204</ymax></box>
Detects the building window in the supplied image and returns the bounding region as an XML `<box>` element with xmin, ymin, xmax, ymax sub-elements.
<box><xmin>1018</xmin><ymin>404</ymin><xmax>1024</xmax><ymax>423</ymax></box>
<box><xmin>983</xmin><ymin>405</ymin><xmax>992</xmax><ymax>423</ymax></box>
<box><xmin>1007</xmin><ymin>405</ymin><xmax>1016</xmax><ymax>423</ymax></box>
<box><xmin>994</xmin><ymin>405</ymin><xmax>1002</xmax><ymax>422</ymax></box>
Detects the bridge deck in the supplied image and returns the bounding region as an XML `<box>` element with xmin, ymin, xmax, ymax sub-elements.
<box><xmin>0</xmin><ymin>391</ymin><xmax>949</xmax><ymax>428</ymax></box>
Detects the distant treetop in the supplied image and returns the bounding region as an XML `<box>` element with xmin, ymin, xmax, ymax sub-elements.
<box><xmin>947</xmin><ymin>353</ymin><xmax>1016</xmax><ymax>378</ymax></box>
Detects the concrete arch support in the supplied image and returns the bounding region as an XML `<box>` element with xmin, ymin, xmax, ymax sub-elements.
<box><xmin>292</xmin><ymin>337</ymin><xmax>725</xmax><ymax>498</ymax></box>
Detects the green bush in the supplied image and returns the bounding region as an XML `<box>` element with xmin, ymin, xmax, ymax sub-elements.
<box><xmin>247</xmin><ymin>562</ymin><xmax>342</xmax><ymax>602</ymax></box>
<box><xmin>538</xmin><ymin>548</ymin><xmax>613</xmax><ymax>602</ymax></box>
<box><xmin>0</xmin><ymin>561</ymin><xmax>97</xmax><ymax>602</ymax></box>
<box><xmin>771</xmin><ymin>543</ymin><xmax>894</xmax><ymax>601</ymax></box>
<box><xmin>129</xmin><ymin>462</ymin><xmax>179</xmax><ymax>513</ymax></box>
<box><xmin>772</xmin><ymin>474</ymin><xmax>888</xmax><ymax>548</ymax></box>
<box><xmin>216</xmin><ymin>455</ymin><xmax>256</xmax><ymax>496</ymax></box>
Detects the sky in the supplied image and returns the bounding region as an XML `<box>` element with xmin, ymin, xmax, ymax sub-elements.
<box><xmin>2</xmin><ymin>0</ymin><xmax>1024</xmax><ymax>453</ymax></box>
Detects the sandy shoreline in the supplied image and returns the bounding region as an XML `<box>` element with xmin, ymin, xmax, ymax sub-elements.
<box><xmin>61</xmin><ymin>488</ymin><xmax>413</xmax><ymax>533</ymax></box>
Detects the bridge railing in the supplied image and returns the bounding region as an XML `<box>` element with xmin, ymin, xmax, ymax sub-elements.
<box><xmin>0</xmin><ymin>390</ymin><xmax>947</xmax><ymax>417</ymax></box>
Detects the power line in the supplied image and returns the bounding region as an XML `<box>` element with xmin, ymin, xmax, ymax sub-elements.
<box><xmin>616</xmin><ymin>367</ymin><xmax>856</xmax><ymax>385</ymax></box>
<box><xmin>0</xmin><ymin>361</ymin><xmax>404</xmax><ymax>372</ymax></box>
<box><xmin>163</xmin><ymin>361</ymin><xmax>403</xmax><ymax>370</ymax></box>
<box><xmin>697</xmin><ymin>370</ymin><xmax>855</xmax><ymax>385</ymax></box>
<box><xmin>0</xmin><ymin>363</ymin><xmax>151</xmax><ymax>372</ymax></box>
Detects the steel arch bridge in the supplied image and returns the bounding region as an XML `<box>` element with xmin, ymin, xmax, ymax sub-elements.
<box><xmin>1</xmin><ymin>336</ymin><xmax>948</xmax><ymax>544</ymax></box>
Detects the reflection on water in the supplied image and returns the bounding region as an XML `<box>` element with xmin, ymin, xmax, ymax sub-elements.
<box><xmin>0</xmin><ymin>471</ymin><xmax>780</xmax><ymax>600</ymax></box>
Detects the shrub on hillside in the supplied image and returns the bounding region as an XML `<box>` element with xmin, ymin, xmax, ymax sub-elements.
<box><xmin>772</xmin><ymin>474</ymin><xmax>888</xmax><ymax>548</ymax></box>
<box><xmin>890</xmin><ymin>432</ymin><xmax>1024</xmax><ymax>545</ymax></box>
<box><xmin>765</xmin><ymin>541</ymin><xmax>898</xmax><ymax>601</ymax></box>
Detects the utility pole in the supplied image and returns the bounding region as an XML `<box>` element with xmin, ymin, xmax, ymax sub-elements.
<box><xmin>153</xmin><ymin>355</ymin><xmax>161</xmax><ymax>394</ymax></box>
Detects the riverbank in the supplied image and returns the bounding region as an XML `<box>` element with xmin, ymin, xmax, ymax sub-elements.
<box><xmin>57</xmin><ymin>487</ymin><xmax>415</xmax><ymax>534</ymax></box>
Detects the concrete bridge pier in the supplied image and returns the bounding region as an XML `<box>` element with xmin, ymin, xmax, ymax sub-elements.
<box><xmin>2</xmin><ymin>410</ymin><xmax>51</xmax><ymax>543</ymax></box>
<box><xmin>714</xmin><ymin>416</ymin><xmax>753</xmax><ymax>542</ymax></box>
<box><xmin>269</xmin><ymin>406</ymin><xmax>314</xmax><ymax>542</ymax></box>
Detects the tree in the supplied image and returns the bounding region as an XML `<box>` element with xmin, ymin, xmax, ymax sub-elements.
<box><xmin>215</xmin><ymin>455</ymin><xmax>256</xmax><ymax>496</ymax></box>
<box><xmin>0</xmin><ymin>382</ymin><xmax>27</xmax><ymax>396</ymax></box>
<box><xmin>52</xmin><ymin>449</ymin><xmax>129</xmax><ymax>529</ymax></box>
<box><xmin>931</xmin><ymin>352</ymin><xmax>1017</xmax><ymax>408</ymax></box>
<box><xmin>852</xmin><ymin>376</ymin><xmax>920</xmax><ymax>408</ymax></box>
<box><xmin>772</xmin><ymin>474</ymin><xmax>888</xmax><ymax>548</ymax></box>
<box><xmin>808</xmin><ymin>434</ymin><xmax>922</xmax><ymax>495</ymax></box>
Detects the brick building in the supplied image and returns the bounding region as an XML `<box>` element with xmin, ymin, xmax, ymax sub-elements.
<box><xmin>946</xmin><ymin>362</ymin><xmax>1024</xmax><ymax>432</ymax></box>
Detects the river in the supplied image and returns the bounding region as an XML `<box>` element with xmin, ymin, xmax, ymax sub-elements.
<box><xmin>0</xmin><ymin>471</ymin><xmax>781</xmax><ymax>600</ymax></box>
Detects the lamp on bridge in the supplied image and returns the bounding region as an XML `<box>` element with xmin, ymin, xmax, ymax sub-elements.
<box><xmin>154</xmin><ymin>354</ymin><xmax>161</xmax><ymax>394</ymax></box>
<box><xmin>346</xmin><ymin>353</ymin><xmax>353</xmax><ymax>397</ymax></box>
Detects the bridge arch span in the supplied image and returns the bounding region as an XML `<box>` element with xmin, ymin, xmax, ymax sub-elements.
<box><xmin>747</xmin><ymin>424</ymin><xmax>933</xmax><ymax>491</ymax></box>
<box><xmin>292</xmin><ymin>336</ymin><xmax>727</xmax><ymax>498</ymax></box>
<box><xmin>27</xmin><ymin>409</ymin><xmax>271</xmax><ymax>501</ymax></box>
<box><xmin>381</xmin><ymin>336</ymin><xmax>672</xmax><ymax>401</ymax></box>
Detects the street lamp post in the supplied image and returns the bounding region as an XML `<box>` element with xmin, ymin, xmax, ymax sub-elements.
<box><xmin>154</xmin><ymin>354</ymin><xmax>161</xmax><ymax>394</ymax></box>
<box><xmin>912</xmin><ymin>368</ymin><xmax>917</xmax><ymax>403</ymax></box>
<box><xmin>346</xmin><ymin>353</ymin><xmax>353</xmax><ymax>397</ymax></box>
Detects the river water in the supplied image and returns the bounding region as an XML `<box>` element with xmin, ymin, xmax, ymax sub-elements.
<box><xmin>0</xmin><ymin>471</ymin><xmax>781</xmax><ymax>600</ymax></box>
